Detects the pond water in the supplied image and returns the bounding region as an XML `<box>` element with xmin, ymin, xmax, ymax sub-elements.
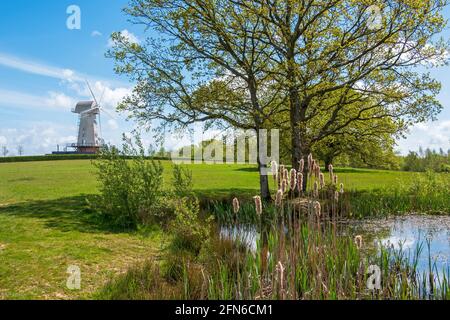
<box><xmin>351</xmin><ymin>215</ymin><xmax>450</xmax><ymax>275</ymax></box>
<box><xmin>220</xmin><ymin>215</ymin><xmax>450</xmax><ymax>275</ymax></box>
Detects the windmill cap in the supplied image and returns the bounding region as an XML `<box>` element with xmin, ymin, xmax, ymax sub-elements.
<box><xmin>72</xmin><ymin>101</ymin><xmax>97</xmax><ymax>114</ymax></box>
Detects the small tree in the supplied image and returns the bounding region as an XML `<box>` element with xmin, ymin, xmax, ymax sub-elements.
<box><xmin>1</xmin><ymin>146</ymin><xmax>8</xmax><ymax>157</ymax></box>
<box><xmin>17</xmin><ymin>145</ymin><xmax>24</xmax><ymax>156</ymax></box>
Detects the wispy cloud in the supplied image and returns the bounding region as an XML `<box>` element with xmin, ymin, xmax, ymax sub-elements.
<box><xmin>0</xmin><ymin>52</ymin><xmax>83</xmax><ymax>82</ymax></box>
<box><xmin>0</xmin><ymin>52</ymin><xmax>132</xmax><ymax>112</ymax></box>
<box><xmin>0</xmin><ymin>51</ymin><xmax>128</xmax><ymax>88</ymax></box>
<box><xmin>91</xmin><ymin>30</ymin><xmax>103</xmax><ymax>37</ymax></box>
<box><xmin>0</xmin><ymin>89</ymin><xmax>75</xmax><ymax>111</ymax></box>
<box><xmin>398</xmin><ymin>120</ymin><xmax>450</xmax><ymax>154</ymax></box>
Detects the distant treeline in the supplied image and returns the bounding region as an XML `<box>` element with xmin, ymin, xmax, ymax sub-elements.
<box><xmin>402</xmin><ymin>148</ymin><xmax>450</xmax><ymax>173</ymax></box>
<box><xmin>0</xmin><ymin>154</ymin><xmax>170</xmax><ymax>164</ymax></box>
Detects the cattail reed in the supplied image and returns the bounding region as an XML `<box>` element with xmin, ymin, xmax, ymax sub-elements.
<box><xmin>275</xmin><ymin>189</ymin><xmax>283</xmax><ymax>206</ymax></box>
<box><xmin>281</xmin><ymin>179</ymin><xmax>287</xmax><ymax>194</ymax></box>
<box><xmin>232</xmin><ymin>197</ymin><xmax>240</xmax><ymax>214</ymax></box>
<box><xmin>290</xmin><ymin>169</ymin><xmax>297</xmax><ymax>191</ymax></box>
<box><xmin>313</xmin><ymin>181</ymin><xmax>319</xmax><ymax>198</ymax></box>
<box><xmin>253</xmin><ymin>196</ymin><xmax>262</xmax><ymax>216</ymax></box>
<box><xmin>313</xmin><ymin>201</ymin><xmax>321</xmax><ymax>218</ymax></box>
<box><xmin>333</xmin><ymin>174</ymin><xmax>338</xmax><ymax>185</ymax></box>
<box><xmin>340</xmin><ymin>183</ymin><xmax>344</xmax><ymax>194</ymax></box>
<box><xmin>319</xmin><ymin>173</ymin><xmax>325</xmax><ymax>189</ymax></box>
<box><xmin>328</xmin><ymin>164</ymin><xmax>334</xmax><ymax>180</ymax></box>
<box><xmin>297</xmin><ymin>173</ymin><xmax>303</xmax><ymax>192</ymax></box>
<box><xmin>279</xmin><ymin>165</ymin><xmax>285</xmax><ymax>180</ymax></box>
<box><xmin>271</xmin><ymin>160</ymin><xmax>278</xmax><ymax>181</ymax></box>
<box><xmin>314</xmin><ymin>162</ymin><xmax>321</xmax><ymax>179</ymax></box>
<box><xmin>308</xmin><ymin>154</ymin><xmax>313</xmax><ymax>175</ymax></box>
<box><xmin>276</xmin><ymin>261</ymin><xmax>285</xmax><ymax>296</ymax></box>
<box><xmin>334</xmin><ymin>191</ymin><xmax>339</xmax><ymax>202</ymax></box>
<box><xmin>299</xmin><ymin>159</ymin><xmax>304</xmax><ymax>173</ymax></box>
<box><xmin>283</xmin><ymin>168</ymin><xmax>289</xmax><ymax>182</ymax></box>
<box><xmin>354</xmin><ymin>235</ymin><xmax>363</xmax><ymax>249</ymax></box>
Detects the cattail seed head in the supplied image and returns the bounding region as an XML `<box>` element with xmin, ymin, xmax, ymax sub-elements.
<box><xmin>232</xmin><ymin>197</ymin><xmax>240</xmax><ymax>214</ymax></box>
<box><xmin>333</xmin><ymin>174</ymin><xmax>338</xmax><ymax>185</ymax></box>
<box><xmin>340</xmin><ymin>183</ymin><xmax>344</xmax><ymax>194</ymax></box>
<box><xmin>308</xmin><ymin>154</ymin><xmax>313</xmax><ymax>174</ymax></box>
<box><xmin>283</xmin><ymin>168</ymin><xmax>289</xmax><ymax>181</ymax></box>
<box><xmin>334</xmin><ymin>191</ymin><xmax>339</xmax><ymax>202</ymax></box>
<box><xmin>290</xmin><ymin>168</ymin><xmax>297</xmax><ymax>191</ymax></box>
<box><xmin>319</xmin><ymin>173</ymin><xmax>325</xmax><ymax>188</ymax></box>
<box><xmin>354</xmin><ymin>235</ymin><xmax>363</xmax><ymax>249</ymax></box>
<box><xmin>328</xmin><ymin>164</ymin><xmax>334</xmax><ymax>180</ymax></box>
<box><xmin>313</xmin><ymin>201</ymin><xmax>321</xmax><ymax>218</ymax></box>
<box><xmin>281</xmin><ymin>179</ymin><xmax>287</xmax><ymax>194</ymax></box>
<box><xmin>271</xmin><ymin>160</ymin><xmax>278</xmax><ymax>181</ymax></box>
<box><xmin>275</xmin><ymin>189</ymin><xmax>283</xmax><ymax>206</ymax></box>
<box><xmin>279</xmin><ymin>164</ymin><xmax>285</xmax><ymax>176</ymax></box>
<box><xmin>297</xmin><ymin>173</ymin><xmax>304</xmax><ymax>192</ymax></box>
<box><xmin>299</xmin><ymin>159</ymin><xmax>305</xmax><ymax>173</ymax></box>
<box><xmin>253</xmin><ymin>196</ymin><xmax>262</xmax><ymax>216</ymax></box>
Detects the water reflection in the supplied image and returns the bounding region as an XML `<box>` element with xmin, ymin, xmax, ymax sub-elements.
<box><xmin>220</xmin><ymin>215</ymin><xmax>450</xmax><ymax>275</ymax></box>
<box><xmin>358</xmin><ymin>215</ymin><xmax>450</xmax><ymax>273</ymax></box>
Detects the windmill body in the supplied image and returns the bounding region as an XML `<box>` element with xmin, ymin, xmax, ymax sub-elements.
<box><xmin>72</xmin><ymin>101</ymin><xmax>101</xmax><ymax>153</ymax></box>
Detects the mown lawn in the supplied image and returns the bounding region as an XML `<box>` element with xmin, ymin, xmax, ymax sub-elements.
<box><xmin>0</xmin><ymin>159</ymin><xmax>426</xmax><ymax>204</ymax></box>
<box><xmin>0</xmin><ymin>159</ymin><xmax>448</xmax><ymax>299</ymax></box>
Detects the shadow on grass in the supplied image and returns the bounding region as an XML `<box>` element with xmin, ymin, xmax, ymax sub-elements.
<box><xmin>232</xmin><ymin>166</ymin><xmax>386</xmax><ymax>174</ymax></box>
<box><xmin>0</xmin><ymin>195</ymin><xmax>128</xmax><ymax>234</ymax></box>
<box><xmin>194</xmin><ymin>188</ymin><xmax>260</xmax><ymax>202</ymax></box>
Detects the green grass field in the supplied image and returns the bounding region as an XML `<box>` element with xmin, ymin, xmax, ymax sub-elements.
<box><xmin>0</xmin><ymin>159</ymin><xmax>424</xmax><ymax>204</ymax></box>
<box><xmin>0</xmin><ymin>159</ymin><xmax>448</xmax><ymax>299</ymax></box>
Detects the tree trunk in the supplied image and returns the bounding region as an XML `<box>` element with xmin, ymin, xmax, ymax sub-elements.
<box><xmin>258</xmin><ymin>161</ymin><xmax>271</xmax><ymax>201</ymax></box>
<box><xmin>324</xmin><ymin>156</ymin><xmax>334</xmax><ymax>172</ymax></box>
<box><xmin>289</xmin><ymin>86</ymin><xmax>310</xmax><ymax>191</ymax></box>
<box><xmin>256</xmin><ymin>127</ymin><xmax>271</xmax><ymax>201</ymax></box>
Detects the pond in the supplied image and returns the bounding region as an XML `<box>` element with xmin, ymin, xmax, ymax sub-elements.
<box><xmin>351</xmin><ymin>215</ymin><xmax>450</xmax><ymax>275</ymax></box>
<box><xmin>220</xmin><ymin>215</ymin><xmax>450</xmax><ymax>276</ymax></box>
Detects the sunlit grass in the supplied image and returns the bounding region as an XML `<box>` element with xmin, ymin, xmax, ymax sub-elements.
<box><xmin>1</xmin><ymin>159</ymin><xmax>447</xmax><ymax>204</ymax></box>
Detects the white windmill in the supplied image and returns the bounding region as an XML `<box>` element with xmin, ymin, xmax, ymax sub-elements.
<box><xmin>69</xmin><ymin>81</ymin><xmax>111</xmax><ymax>154</ymax></box>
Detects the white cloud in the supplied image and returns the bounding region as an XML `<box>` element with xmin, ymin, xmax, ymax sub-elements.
<box><xmin>0</xmin><ymin>136</ymin><xmax>7</xmax><ymax>145</ymax></box>
<box><xmin>107</xmin><ymin>119</ymin><xmax>119</xmax><ymax>130</ymax></box>
<box><xmin>67</xmin><ymin>80</ymin><xmax>132</xmax><ymax>112</ymax></box>
<box><xmin>91</xmin><ymin>30</ymin><xmax>102</xmax><ymax>37</ymax></box>
<box><xmin>0</xmin><ymin>52</ymin><xmax>133</xmax><ymax>114</ymax></box>
<box><xmin>0</xmin><ymin>52</ymin><xmax>82</xmax><ymax>82</ymax></box>
<box><xmin>0</xmin><ymin>51</ymin><xmax>128</xmax><ymax>88</ymax></box>
<box><xmin>0</xmin><ymin>123</ymin><xmax>77</xmax><ymax>155</ymax></box>
<box><xmin>108</xmin><ymin>29</ymin><xmax>140</xmax><ymax>47</ymax></box>
<box><xmin>0</xmin><ymin>89</ymin><xmax>75</xmax><ymax>111</ymax></box>
<box><xmin>397</xmin><ymin>120</ymin><xmax>450</xmax><ymax>154</ymax></box>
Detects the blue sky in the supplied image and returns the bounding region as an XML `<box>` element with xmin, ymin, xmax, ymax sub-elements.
<box><xmin>0</xmin><ymin>1</ymin><xmax>449</xmax><ymax>156</ymax></box>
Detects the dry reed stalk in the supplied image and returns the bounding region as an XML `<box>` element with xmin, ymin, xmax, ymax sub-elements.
<box><xmin>232</xmin><ymin>197</ymin><xmax>240</xmax><ymax>215</ymax></box>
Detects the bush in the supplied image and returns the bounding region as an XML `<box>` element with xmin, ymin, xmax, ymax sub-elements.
<box><xmin>92</xmin><ymin>134</ymin><xmax>165</xmax><ymax>229</ymax></box>
<box><xmin>164</xmin><ymin>197</ymin><xmax>212</xmax><ymax>282</ymax></box>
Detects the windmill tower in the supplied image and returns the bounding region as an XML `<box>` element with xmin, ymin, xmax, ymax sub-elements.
<box><xmin>71</xmin><ymin>81</ymin><xmax>106</xmax><ymax>154</ymax></box>
<box><xmin>72</xmin><ymin>101</ymin><xmax>101</xmax><ymax>153</ymax></box>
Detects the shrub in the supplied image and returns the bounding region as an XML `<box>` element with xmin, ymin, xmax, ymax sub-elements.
<box><xmin>172</xmin><ymin>164</ymin><xmax>193</xmax><ymax>197</ymax></box>
<box><xmin>165</xmin><ymin>197</ymin><xmax>212</xmax><ymax>282</ymax></box>
<box><xmin>92</xmin><ymin>134</ymin><xmax>164</xmax><ymax>229</ymax></box>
